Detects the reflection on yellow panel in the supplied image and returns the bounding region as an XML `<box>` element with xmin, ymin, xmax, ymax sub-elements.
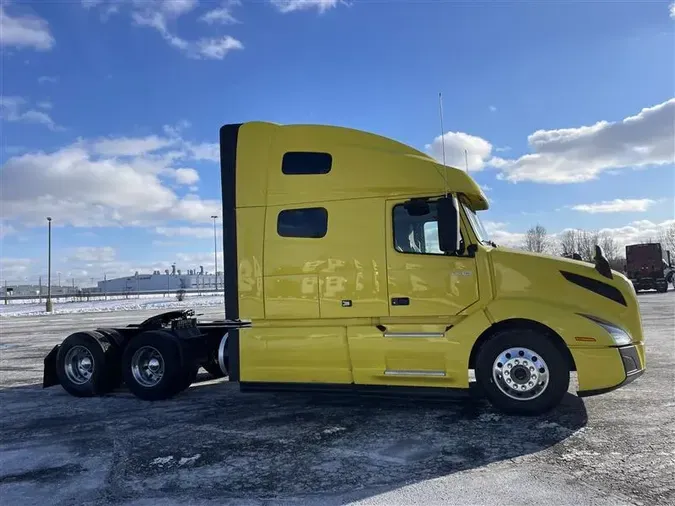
<box><xmin>264</xmin><ymin>274</ymin><xmax>320</xmax><ymax>319</ymax></box>
<box><xmin>237</xmin><ymin>207</ymin><xmax>265</xmax><ymax>319</ymax></box>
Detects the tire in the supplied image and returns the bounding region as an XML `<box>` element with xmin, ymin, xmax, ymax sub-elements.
<box><xmin>475</xmin><ymin>328</ymin><xmax>570</xmax><ymax>416</ymax></box>
<box><xmin>55</xmin><ymin>331</ymin><xmax>118</xmax><ymax>397</ymax></box>
<box><xmin>121</xmin><ymin>331</ymin><xmax>186</xmax><ymax>401</ymax></box>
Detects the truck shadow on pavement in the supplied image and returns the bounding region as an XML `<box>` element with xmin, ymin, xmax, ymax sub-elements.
<box><xmin>0</xmin><ymin>374</ymin><xmax>588</xmax><ymax>505</ymax></box>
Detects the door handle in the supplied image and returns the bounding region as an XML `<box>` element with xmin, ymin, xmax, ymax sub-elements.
<box><xmin>391</xmin><ymin>297</ymin><xmax>409</xmax><ymax>306</ymax></box>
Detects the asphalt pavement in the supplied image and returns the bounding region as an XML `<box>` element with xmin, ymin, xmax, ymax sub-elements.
<box><xmin>1</xmin><ymin>293</ymin><xmax>673</xmax><ymax>505</ymax></box>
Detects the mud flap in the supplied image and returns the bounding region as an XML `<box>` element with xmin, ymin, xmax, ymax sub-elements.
<box><xmin>43</xmin><ymin>345</ymin><xmax>60</xmax><ymax>388</ymax></box>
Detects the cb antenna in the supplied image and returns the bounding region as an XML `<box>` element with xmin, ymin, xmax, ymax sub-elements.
<box><xmin>464</xmin><ymin>149</ymin><xmax>469</xmax><ymax>174</ymax></box>
<box><xmin>438</xmin><ymin>92</ymin><xmax>446</xmax><ymax>166</ymax></box>
<box><xmin>438</xmin><ymin>92</ymin><xmax>449</xmax><ymax>195</ymax></box>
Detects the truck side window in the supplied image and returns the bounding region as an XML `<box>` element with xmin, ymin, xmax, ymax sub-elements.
<box><xmin>277</xmin><ymin>207</ymin><xmax>328</xmax><ymax>238</ymax></box>
<box><xmin>282</xmin><ymin>152</ymin><xmax>332</xmax><ymax>175</ymax></box>
<box><xmin>393</xmin><ymin>202</ymin><xmax>463</xmax><ymax>255</ymax></box>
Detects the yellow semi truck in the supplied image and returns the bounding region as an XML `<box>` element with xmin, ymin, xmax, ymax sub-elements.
<box><xmin>43</xmin><ymin>121</ymin><xmax>646</xmax><ymax>415</ymax></box>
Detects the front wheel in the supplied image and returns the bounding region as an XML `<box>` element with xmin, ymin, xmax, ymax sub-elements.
<box><xmin>475</xmin><ymin>329</ymin><xmax>570</xmax><ymax>416</ymax></box>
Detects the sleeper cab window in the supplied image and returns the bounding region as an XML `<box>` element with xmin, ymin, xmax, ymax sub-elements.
<box><xmin>282</xmin><ymin>151</ymin><xmax>332</xmax><ymax>175</ymax></box>
<box><xmin>277</xmin><ymin>207</ymin><xmax>328</xmax><ymax>238</ymax></box>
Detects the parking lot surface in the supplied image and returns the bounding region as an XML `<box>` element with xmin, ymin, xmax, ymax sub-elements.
<box><xmin>1</xmin><ymin>293</ymin><xmax>673</xmax><ymax>505</ymax></box>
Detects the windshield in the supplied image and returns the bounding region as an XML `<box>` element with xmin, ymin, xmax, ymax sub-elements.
<box><xmin>461</xmin><ymin>202</ymin><xmax>492</xmax><ymax>245</ymax></box>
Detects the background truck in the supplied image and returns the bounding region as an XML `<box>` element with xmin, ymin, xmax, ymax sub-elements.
<box><xmin>43</xmin><ymin>121</ymin><xmax>646</xmax><ymax>416</ymax></box>
<box><xmin>625</xmin><ymin>242</ymin><xmax>673</xmax><ymax>293</ymax></box>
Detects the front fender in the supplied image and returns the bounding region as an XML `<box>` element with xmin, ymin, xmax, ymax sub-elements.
<box><xmin>485</xmin><ymin>298</ymin><xmax>629</xmax><ymax>392</ymax></box>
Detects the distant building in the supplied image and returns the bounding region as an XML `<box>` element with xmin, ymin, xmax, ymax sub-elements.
<box><xmin>0</xmin><ymin>284</ymin><xmax>80</xmax><ymax>297</ymax></box>
<box><xmin>97</xmin><ymin>265</ymin><xmax>223</xmax><ymax>293</ymax></box>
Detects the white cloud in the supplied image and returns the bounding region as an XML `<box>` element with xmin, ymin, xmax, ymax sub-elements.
<box><xmin>0</xmin><ymin>96</ymin><xmax>63</xmax><ymax>131</ymax></box>
<box><xmin>0</xmin><ymin>5</ymin><xmax>54</xmax><ymax>51</ymax></box>
<box><xmin>570</xmin><ymin>199</ymin><xmax>657</xmax><ymax>214</ymax></box>
<box><xmin>37</xmin><ymin>101</ymin><xmax>52</xmax><ymax>109</ymax></box>
<box><xmin>83</xmin><ymin>0</ymin><xmax>245</xmax><ymax>59</ymax></box>
<box><xmin>425</xmin><ymin>131</ymin><xmax>494</xmax><ymax>171</ymax></box>
<box><xmin>483</xmin><ymin>221</ymin><xmax>526</xmax><ymax>248</ymax></box>
<box><xmin>168</xmin><ymin>167</ymin><xmax>200</xmax><ymax>185</ymax></box>
<box><xmin>425</xmin><ymin>98</ymin><xmax>675</xmax><ymax>184</ymax></box>
<box><xmin>670</xmin><ymin>2</ymin><xmax>675</xmax><ymax>19</ymax></box>
<box><xmin>0</xmin><ymin>258</ymin><xmax>33</xmax><ymax>281</ymax></box>
<box><xmin>92</xmin><ymin>135</ymin><xmax>176</xmax><ymax>156</ymax></box>
<box><xmin>0</xmin><ymin>222</ymin><xmax>17</xmax><ymax>239</ymax></box>
<box><xmin>186</xmin><ymin>141</ymin><xmax>219</xmax><ymax>162</ymax></box>
<box><xmin>67</xmin><ymin>246</ymin><xmax>117</xmax><ymax>263</ymax></box>
<box><xmin>82</xmin><ymin>0</ymin><xmax>104</xmax><ymax>7</ymax></box>
<box><xmin>38</xmin><ymin>76</ymin><xmax>58</xmax><ymax>84</ymax></box>
<box><xmin>0</xmin><ymin>127</ymin><xmax>222</xmax><ymax>229</ymax></box>
<box><xmin>270</xmin><ymin>0</ymin><xmax>341</xmax><ymax>13</ymax></box>
<box><xmin>493</xmin><ymin>98</ymin><xmax>675</xmax><ymax>183</ymax></box>
<box><xmin>155</xmin><ymin>226</ymin><xmax>220</xmax><ymax>239</ymax></box>
<box><xmin>200</xmin><ymin>0</ymin><xmax>241</xmax><ymax>24</ymax></box>
<box><xmin>196</xmin><ymin>36</ymin><xmax>244</xmax><ymax>59</ymax></box>
<box><xmin>489</xmin><ymin>105</ymin><xmax>497</xmax><ymax>112</ymax></box>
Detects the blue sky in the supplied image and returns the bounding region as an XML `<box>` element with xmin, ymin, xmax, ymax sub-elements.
<box><xmin>1</xmin><ymin>0</ymin><xmax>674</xmax><ymax>285</ymax></box>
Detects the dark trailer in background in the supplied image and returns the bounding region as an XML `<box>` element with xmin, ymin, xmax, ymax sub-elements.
<box><xmin>625</xmin><ymin>243</ymin><xmax>672</xmax><ymax>293</ymax></box>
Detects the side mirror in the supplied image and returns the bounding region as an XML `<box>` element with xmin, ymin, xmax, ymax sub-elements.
<box><xmin>437</xmin><ymin>195</ymin><xmax>460</xmax><ymax>253</ymax></box>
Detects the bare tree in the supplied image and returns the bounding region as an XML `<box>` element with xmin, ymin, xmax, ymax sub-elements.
<box><xmin>575</xmin><ymin>230</ymin><xmax>600</xmax><ymax>261</ymax></box>
<box><xmin>558</xmin><ymin>229</ymin><xmax>579</xmax><ymax>257</ymax></box>
<box><xmin>660</xmin><ymin>223</ymin><xmax>675</xmax><ymax>253</ymax></box>
<box><xmin>524</xmin><ymin>224</ymin><xmax>550</xmax><ymax>253</ymax></box>
<box><xmin>598</xmin><ymin>231</ymin><xmax>620</xmax><ymax>262</ymax></box>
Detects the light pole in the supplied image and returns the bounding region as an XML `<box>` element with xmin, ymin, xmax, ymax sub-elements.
<box><xmin>46</xmin><ymin>217</ymin><xmax>53</xmax><ymax>312</ymax></box>
<box><xmin>211</xmin><ymin>215</ymin><xmax>218</xmax><ymax>291</ymax></box>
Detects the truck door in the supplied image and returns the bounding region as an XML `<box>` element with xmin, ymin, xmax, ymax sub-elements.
<box><xmin>385</xmin><ymin>197</ymin><xmax>479</xmax><ymax>317</ymax></box>
<box><xmin>347</xmin><ymin>197</ymin><xmax>480</xmax><ymax>387</ymax></box>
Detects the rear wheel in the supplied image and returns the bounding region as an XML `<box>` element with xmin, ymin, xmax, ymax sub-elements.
<box><xmin>122</xmin><ymin>331</ymin><xmax>186</xmax><ymax>401</ymax></box>
<box><xmin>475</xmin><ymin>328</ymin><xmax>570</xmax><ymax>416</ymax></box>
<box><xmin>55</xmin><ymin>331</ymin><xmax>118</xmax><ymax>397</ymax></box>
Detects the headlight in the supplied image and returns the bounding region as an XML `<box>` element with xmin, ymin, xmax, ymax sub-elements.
<box><xmin>580</xmin><ymin>314</ymin><xmax>633</xmax><ymax>346</ymax></box>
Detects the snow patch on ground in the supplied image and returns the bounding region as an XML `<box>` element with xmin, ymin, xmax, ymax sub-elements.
<box><xmin>0</xmin><ymin>295</ymin><xmax>223</xmax><ymax>318</ymax></box>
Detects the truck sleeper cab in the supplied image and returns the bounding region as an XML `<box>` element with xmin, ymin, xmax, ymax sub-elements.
<box><xmin>42</xmin><ymin>121</ymin><xmax>646</xmax><ymax>416</ymax></box>
<box><xmin>222</xmin><ymin>121</ymin><xmax>646</xmax><ymax>415</ymax></box>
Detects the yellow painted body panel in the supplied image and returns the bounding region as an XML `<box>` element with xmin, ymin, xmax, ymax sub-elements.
<box><xmin>230</xmin><ymin>120</ymin><xmax>645</xmax><ymax>400</ymax></box>
<box><xmin>263</xmin><ymin>198</ymin><xmax>388</xmax><ymax>319</ymax></box>
<box><xmin>239</xmin><ymin>326</ymin><xmax>352</xmax><ymax>384</ymax></box>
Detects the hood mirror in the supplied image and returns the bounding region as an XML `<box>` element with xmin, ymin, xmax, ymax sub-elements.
<box><xmin>594</xmin><ymin>245</ymin><xmax>613</xmax><ymax>279</ymax></box>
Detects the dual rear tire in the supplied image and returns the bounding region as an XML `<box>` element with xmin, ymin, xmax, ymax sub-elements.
<box><xmin>55</xmin><ymin>330</ymin><xmax>215</xmax><ymax>401</ymax></box>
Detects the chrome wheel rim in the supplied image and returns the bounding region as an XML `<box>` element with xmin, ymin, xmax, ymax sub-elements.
<box><xmin>492</xmin><ymin>347</ymin><xmax>550</xmax><ymax>401</ymax></box>
<box><xmin>131</xmin><ymin>346</ymin><xmax>165</xmax><ymax>388</ymax></box>
<box><xmin>64</xmin><ymin>345</ymin><xmax>95</xmax><ymax>385</ymax></box>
